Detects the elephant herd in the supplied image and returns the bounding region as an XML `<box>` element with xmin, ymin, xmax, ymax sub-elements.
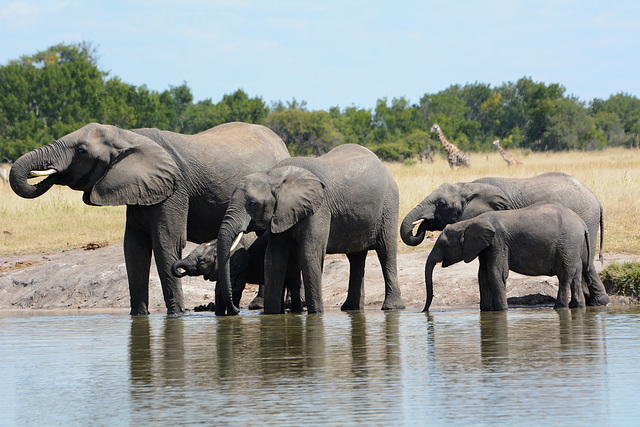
<box><xmin>9</xmin><ymin>122</ymin><xmax>610</xmax><ymax>315</ymax></box>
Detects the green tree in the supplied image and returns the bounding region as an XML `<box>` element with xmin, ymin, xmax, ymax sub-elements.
<box><xmin>0</xmin><ymin>42</ymin><xmax>104</xmax><ymax>159</ymax></box>
<box><xmin>264</xmin><ymin>108</ymin><xmax>343</xmax><ymax>156</ymax></box>
<box><xmin>540</xmin><ymin>97</ymin><xmax>601</xmax><ymax>150</ymax></box>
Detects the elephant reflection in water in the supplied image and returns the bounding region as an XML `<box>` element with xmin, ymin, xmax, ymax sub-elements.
<box><xmin>128</xmin><ymin>316</ymin><xmax>187</xmax><ymax>413</ymax></box>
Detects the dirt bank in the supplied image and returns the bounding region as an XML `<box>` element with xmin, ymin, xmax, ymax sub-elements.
<box><xmin>1</xmin><ymin>242</ymin><xmax>638</xmax><ymax>313</ymax></box>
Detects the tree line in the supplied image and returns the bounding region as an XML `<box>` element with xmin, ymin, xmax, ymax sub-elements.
<box><xmin>1</xmin><ymin>42</ymin><xmax>639</xmax><ymax>162</ymax></box>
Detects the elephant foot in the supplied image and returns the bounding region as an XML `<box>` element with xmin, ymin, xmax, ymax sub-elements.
<box><xmin>586</xmin><ymin>292</ymin><xmax>610</xmax><ymax>307</ymax></box>
<box><xmin>340</xmin><ymin>300</ymin><xmax>364</xmax><ymax>311</ymax></box>
<box><xmin>165</xmin><ymin>300</ymin><xmax>185</xmax><ymax>315</ymax></box>
<box><xmin>130</xmin><ymin>303</ymin><xmax>150</xmax><ymax>316</ymax></box>
<box><xmin>381</xmin><ymin>295</ymin><xmax>406</xmax><ymax>310</ymax></box>
<box><xmin>248</xmin><ymin>295</ymin><xmax>264</xmax><ymax>310</ymax></box>
<box><xmin>569</xmin><ymin>301</ymin><xmax>586</xmax><ymax>309</ymax></box>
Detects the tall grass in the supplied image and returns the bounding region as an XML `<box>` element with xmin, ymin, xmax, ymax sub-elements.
<box><xmin>1</xmin><ymin>147</ymin><xmax>638</xmax><ymax>255</ymax></box>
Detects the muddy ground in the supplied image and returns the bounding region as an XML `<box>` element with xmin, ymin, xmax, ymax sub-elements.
<box><xmin>1</xmin><ymin>241</ymin><xmax>638</xmax><ymax>313</ymax></box>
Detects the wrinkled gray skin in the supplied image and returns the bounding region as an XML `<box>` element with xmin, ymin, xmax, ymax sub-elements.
<box><xmin>401</xmin><ymin>172</ymin><xmax>609</xmax><ymax>306</ymax></box>
<box><xmin>171</xmin><ymin>232</ymin><xmax>304</xmax><ymax>312</ymax></box>
<box><xmin>216</xmin><ymin>144</ymin><xmax>405</xmax><ymax>315</ymax></box>
<box><xmin>9</xmin><ymin>122</ymin><xmax>290</xmax><ymax>315</ymax></box>
<box><xmin>425</xmin><ymin>202</ymin><xmax>592</xmax><ymax>311</ymax></box>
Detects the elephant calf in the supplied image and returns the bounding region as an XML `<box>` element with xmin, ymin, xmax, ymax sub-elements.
<box><xmin>424</xmin><ymin>202</ymin><xmax>593</xmax><ymax>311</ymax></box>
<box><xmin>171</xmin><ymin>232</ymin><xmax>303</xmax><ymax>312</ymax></box>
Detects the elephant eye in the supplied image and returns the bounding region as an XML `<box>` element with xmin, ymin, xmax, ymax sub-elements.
<box><xmin>76</xmin><ymin>146</ymin><xmax>88</xmax><ymax>155</ymax></box>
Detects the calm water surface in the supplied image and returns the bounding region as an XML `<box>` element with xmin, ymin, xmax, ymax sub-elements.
<box><xmin>2</xmin><ymin>307</ymin><xmax>640</xmax><ymax>425</ymax></box>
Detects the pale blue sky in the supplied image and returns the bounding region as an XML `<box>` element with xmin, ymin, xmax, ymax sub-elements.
<box><xmin>1</xmin><ymin>0</ymin><xmax>639</xmax><ymax>111</ymax></box>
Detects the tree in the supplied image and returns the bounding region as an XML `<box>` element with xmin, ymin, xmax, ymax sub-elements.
<box><xmin>263</xmin><ymin>108</ymin><xmax>343</xmax><ymax>156</ymax></box>
<box><xmin>0</xmin><ymin>42</ymin><xmax>104</xmax><ymax>159</ymax></box>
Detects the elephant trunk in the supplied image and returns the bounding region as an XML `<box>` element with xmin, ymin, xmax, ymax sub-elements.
<box><xmin>215</xmin><ymin>203</ymin><xmax>251</xmax><ymax>316</ymax></box>
<box><xmin>10</xmin><ymin>140</ymin><xmax>70</xmax><ymax>199</ymax></box>
<box><xmin>423</xmin><ymin>248</ymin><xmax>442</xmax><ymax>312</ymax></box>
<box><xmin>171</xmin><ymin>259</ymin><xmax>190</xmax><ymax>278</ymax></box>
<box><xmin>401</xmin><ymin>201</ymin><xmax>434</xmax><ymax>246</ymax></box>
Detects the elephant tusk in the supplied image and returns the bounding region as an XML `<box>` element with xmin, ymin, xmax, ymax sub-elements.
<box><xmin>412</xmin><ymin>218</ymin><xmax>425</xmax><ymax>226</ymax></box>
<box><xmin>230</xmin><ymin>233</ymin><xmax>244</xmax><ymax>252</ymax></box>
<box><xmin>29</xmin><ymin>169</ymin><xmax>57</xmax><ymax>178</ymax></box>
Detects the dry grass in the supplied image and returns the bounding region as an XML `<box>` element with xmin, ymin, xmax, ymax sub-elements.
<box><xmin>1</xmin><ymin>148</ymin><xmax>639</xmax><ymax>255</ymax></box>
<box><xmin>0</xmin><ymin>181</ymin><xmax>126</xmax><ymax>255</ymax></box>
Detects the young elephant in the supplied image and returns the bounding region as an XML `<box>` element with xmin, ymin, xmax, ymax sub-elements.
<box><xmin>424</xmin><ymin>202</ymin><xmax>592</xmax><ymax>311</ymax></box>
<box><xmin>171</xmin><ymin>232</ymin><xmax>303</xmax><ymax>312</ymax></box>
<box><xmin>216</xmin><ymin>144</ymin><xmax>405</xmax><ymax>315</ymax></box>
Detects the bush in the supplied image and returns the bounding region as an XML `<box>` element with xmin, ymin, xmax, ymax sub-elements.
<box><xmin>600</xmin><ymin>262</ymin><xmax>640</xmax><ymax>299</ymax></box>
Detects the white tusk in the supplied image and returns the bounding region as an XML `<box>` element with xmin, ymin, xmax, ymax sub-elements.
<box><xmin>29</xmin><ymin>169</ymin><xmax>57</xmax><ymax>178</ymax></box>
<box><xmin>230</xmin><ymin>233</ymin><xmax>244</xmax><ymax>252</ymax></box>
<box><xmin>412</xmin><ymin>218</ymin><xmax>425</xmax><ymax>226</ymax></box>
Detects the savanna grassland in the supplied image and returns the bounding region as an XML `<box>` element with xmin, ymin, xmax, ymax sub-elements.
<box><xmin>1</xmin><ymin>147</ymin><xmax>639</xmax><ymax>256</ymax></box>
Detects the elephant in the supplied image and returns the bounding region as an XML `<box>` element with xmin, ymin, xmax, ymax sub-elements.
<box><xmin>9</xmin><ymin>122</ymin><xmax>290</xmax><ymax>315</ymax></box>
<box><xmin>171</xmin><ymin>232</ymin><xmax>304</xmax><ymax>312</ymax></box>
<box><xmin>424</xmin><ymin>202</ymin><xmax>592</xmax><ymax>311</ymax></box>
<box><xmin>400</xmin><ymin>171</ymin><xmax>609</xmax><ymax>306</ymax></box>
<box><xmin>215</xmin><ymin>143</ymin><xmax>406</xmax><ymax>315</ymax></box>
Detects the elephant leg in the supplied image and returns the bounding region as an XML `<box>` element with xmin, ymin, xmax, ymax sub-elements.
<box><xmin>298</xmin><ymin>235</ymin><xmax>328</xmax><ymax>315</ymax></box>
<box><xmin>585</xmin><ymin>261</ymin><xmax>609</xmax><ymax>306</ymax></box>
<box><xmin>477</xmin><ymin>267</ymin><xmax>493</xmax><ymax>311</ymax></box>
<box><xmin>264</xmin><ymin>234</ymin><xmax>291</xmax><ymax>315</ymax></box>
<box><xmin>478</xmin><ymin>255</ymin><xmax>508</xmax><ymax>311</ymax></box>
<box><xmin>341</xmin><ymin>251</ymin><xmax>367</xmax><ymax>311</ymax></box>
<box><xmin>285</xmin><ymin>251</ymin><xmax>304</xmax><ymax>313</ymax></box>
<box><xmin>124</xmin><ymin>223</ymin><xmax>152</xmax><ymax>315</ymax></box>
<box><xmin>554</xmin><ymin>271</ymin><xmax>571</xmax><ymax>309</ymax></box>
<box><xmin>152</xmin><ymin>244</ymin><xmax>185</xmax><ymax>315</ymax></box>
<box><xmin>151</xmin><ymin>203</ymin><xmax>187</xmax><ymax>315</ymax></box>
<box><xmin>376</xmin><ymin>242</ymin><xmax>405</xmax><ymax>310</ymax></box>
<box><xmin>569</xmin><ymin>267</ymin><xmax>586</xmax><ymax>309</ymax></box>
<box><xmin>248</xmin><ymin>286</ymin><xmax>265</xmax><ymax>310</ymax></box>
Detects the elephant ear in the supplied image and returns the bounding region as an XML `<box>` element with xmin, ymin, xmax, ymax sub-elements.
<box><xmin>270</xmin><ymin>166</ymin><xmax>325</xmax><ymax>234</ymax></box>
<box><xmin>461</xmin><ymin>218</ymin><xmax>495</xmax><ymax>263</ymax></box>
<box><xmin>89</xmin><ymin>132</ymin><xmax>179</xmax><ymax>206</ymax></box>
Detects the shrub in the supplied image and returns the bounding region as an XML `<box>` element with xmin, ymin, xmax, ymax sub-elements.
<box><xmin>600</xmin><ymin>262</ymin><xmax>640</xmax><ymax>299</ymax></box>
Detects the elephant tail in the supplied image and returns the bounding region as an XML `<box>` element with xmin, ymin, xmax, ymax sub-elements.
<box><xmin>599</xmin><ymin>205</ymin><xmax>604</xmax><ymax>264</ymax></box>
<box><xmin>584</xmin><ymin>228</ymin><xmax>593</xmax><ymax>285</ymax></box>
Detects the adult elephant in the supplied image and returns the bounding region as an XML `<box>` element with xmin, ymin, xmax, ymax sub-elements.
<box><xmin>215</xmin><ymin>144</ymin><xmax>406</xmax><ymax>315</ymax></box>
<box><xmin>9</xmin><ymin>122</ymin><xmax>290</xmax><ymax>315</ymax></box>
<box><xmin>400</xmin><ymin>171</ymin><xmax>609</xmax><ymax>306</ymax></box>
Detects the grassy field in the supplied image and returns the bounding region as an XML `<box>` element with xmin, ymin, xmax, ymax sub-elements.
<box><xmin>1</xmin><ymin>147</ymin><xmax>639</xmax><ymax>255</ymax></box>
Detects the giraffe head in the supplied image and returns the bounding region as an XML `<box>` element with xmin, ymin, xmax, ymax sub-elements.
<box><xmin>492</xmin><ymin>140</ymin><xmax>500</xmax><ymax>147</ymax></box>
<box><xmin>430</xmin><ymin>124</ymin><xmax>441</xmax><ymax>133</ymax></box>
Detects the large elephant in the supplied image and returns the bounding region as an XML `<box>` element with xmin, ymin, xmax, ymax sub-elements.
<box><xmin>215</xmin><ymin>144</ymin><xmax>406</xmax><ymax>315</ymax></box>
<box><xmin>9</xmin><ymin>122</ymin><xmax>290</xmax><ymax>315</ymax></box>
<box><xmin>424</xmin><ymin>202</ymin><xmax>591</xmax><ymax>311</ymax></box>
<box><xmin>171</xmin><ymin>232</ymin><xmax>303</xmax><ymax>312</ymax></box>
<box><xmin>400</xmin><ymin>171</ymin><xmax>609</xmax><ymax>306</ymax></box>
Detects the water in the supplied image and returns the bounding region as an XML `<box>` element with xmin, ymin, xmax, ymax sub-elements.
<box><xmin>2</xmin><ymin>307</ymin><xmax>640</xmax><ymax>425</ymax></box>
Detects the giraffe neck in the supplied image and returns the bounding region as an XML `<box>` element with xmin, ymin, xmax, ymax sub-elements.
<box><xmin>436</xmin><ymin>129</ymin><xmax>457</xmax><ymax>154</ymax></box>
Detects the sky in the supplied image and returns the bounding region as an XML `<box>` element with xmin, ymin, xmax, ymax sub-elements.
<box><xmin>1</xmin><ymin>0</ymin><xmax>639</xmax><ymax>111</ymax></box>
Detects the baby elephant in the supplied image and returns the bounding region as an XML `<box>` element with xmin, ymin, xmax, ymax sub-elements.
<box><xmin>424</xmin><ymin>202</ymin><xmax>593</xmax><ymax>311</ymax></box>
<box><xmin>172</xmin><ymin>232</ymin><xmax>303</xmax><ymax>312</ymax></box>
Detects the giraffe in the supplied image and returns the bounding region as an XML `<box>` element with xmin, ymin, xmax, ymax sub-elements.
<box><xmin>492</xmin><ymin>139</ymin><xmax>522</xmax><ymax>166</ymax></box>
<box><xmin>429</xmin><ymin>123</ymin><xmax>472</xmax><ymax>169</ymax></box>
